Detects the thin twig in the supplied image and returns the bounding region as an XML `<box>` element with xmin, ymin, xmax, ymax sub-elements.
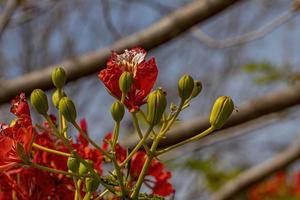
<box><xmin>211</xmin><ymin>135</ymin><xmax>300</xmax><ymax>200</ymax></box>
<box><xmin>192</xmin><ymin>9</ymin><xmax>296</xmax><ymax>49</ymax></box>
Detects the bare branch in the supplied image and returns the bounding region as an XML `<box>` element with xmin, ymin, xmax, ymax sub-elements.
<box><xmin>0</xmin><ymin>0</ymin><xmax>242</xmax><ymax>104</ymax></box>
<box><xmin>101</xmin><ymin>0</ymin><xmax>122</xmax><ymax>39</ymax></box>
<box><xmin>192</xmin><ymin>9</ymin><xmax>296</xmax><ymax>49</ymax></box>
<box><xmin>0</xmin><ymin>0</ymin><xmax>20</xmax><ymax>39</ymax></box>
<box><xmin>211</xmin><ymin>135</ymin><xmax>300</xmax><ymax>200</ymax></box>
<box><xmin>124</xmin><ymin>85</ymin><xmax>300</xmax><ymax>149</ymax></box>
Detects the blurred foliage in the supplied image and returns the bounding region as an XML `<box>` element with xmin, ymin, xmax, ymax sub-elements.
<box><xmin>242</xmin><ymin>61</ymin><xmax>300</xmax><ymax>85</ymax></box>
<box><xmin>174</xmin><ymin>157</ymin><xmax>240</xmax><ymax>192</ymax></box>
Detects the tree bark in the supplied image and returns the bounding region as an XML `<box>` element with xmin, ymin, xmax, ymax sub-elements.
<box><xmin>0</xmin><ymin>0</ymin><xmax>242</xmax><ymax>104</ymax></box>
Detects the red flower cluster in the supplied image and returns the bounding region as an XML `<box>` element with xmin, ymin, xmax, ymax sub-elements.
<box><xmin>0</xmin><ymin>93</ymin><xmax>34</xmax><ymax>172</ymax></box>
<box><xmin>99</xmin><ymin>47</ymin><xmax>158</xmax><ymax>112</ymax></box>
<box><xmin>248</xmin><ymin>170</ymin><xmax>300</xmax><ymax>200</ymax></box>
<box><xmin>0</xmin><ymin>93</ymin><xmax>174</xmax><ymax>199</ymax></box>
<box><xmin>0</xmin><ymin>94</ymin><xmax>104</xmax><ymax>200</ymax></box>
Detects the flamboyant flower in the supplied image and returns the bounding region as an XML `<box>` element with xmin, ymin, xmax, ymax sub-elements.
<box><xmin>99</xmin><ymin>47</ymin><xmax>158</xmax><ymax>112</ymax></box>
<box><xmin>0</xmin><ymin>93</ymin><xmax>34</xmax><ymax>172</ymax></box>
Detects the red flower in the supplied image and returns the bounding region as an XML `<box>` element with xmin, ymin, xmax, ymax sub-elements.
<box><xmin>99</xmin><ymin>47</ymin><xmax>158</xmax><ymax>112</ymax></box>
<box><xmin>130</xmin><ymin>151</ymin><xmax>174</xmax><ymax>197</ymax></box>
<box><xmin>0</xmin><ymin>93</ymin><xmax>34</xmax><ymax>172</ymax></box>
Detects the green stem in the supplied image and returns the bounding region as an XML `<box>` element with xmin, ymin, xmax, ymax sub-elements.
<box><xmin>29</xmin><ymin>162</ymin><xmax>82</xmax><ymax>178</ymax></box>
<box><xmin>131</xmin><ymin>100</ymin><xmax>185</xmax><ymax>199</ymax></box>
<box><xmin>95</xmin><ymin>189</ymin><xmax>109</xmax><ymax>200</ymax></box>
<box><xmin>131</xmin><ymin>138</ymin><xmax>160</xmax><ymax>199</ymax></box>
<box><xmin>131</xmin><ymin>112</ymin><xmax>150</xmax><ymax>153</ymax></box>
<box><xmin>111</xmin><ymin>122</ymin><xmax>127</xmax><ymax>197</ymax></box>
<box><xmin>72</xmin><ymin>122</ymin><xmax>113</xmax><ymax>160</ymax></box>
<box><xmin>120</xmin><ymin>125</ymin><xmax>153</xmax><ymax>168</ymax></box>
<box><xmin>73</xmin><ymin>177</ymin><xmax>82</xmax><ymax>200</ymax></box>
<box><xmin>32</xmin><ymin>143</ymin><xmax>71</xmax><ymax>157</ymax></box>
<box><xmin>156</xmin><ymin>126</ymin><xmax>216</xmax><ymax>156</ymax></box>
<box><xmin>112</xmin><ymin>122</ymin><xmax>120</xmax><ymax>149</ymax></box>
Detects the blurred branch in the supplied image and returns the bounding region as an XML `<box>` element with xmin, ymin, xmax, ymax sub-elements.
<box><xmin>101</xmin><ymin>0</ymin><xmax>122</xmax><ymax>39</ymax></box>
<box><xmin>124</xmin><ymin>85</ymin><xmax>300</xmax><ymax>149</ymax></box>
<box><xmin>192</xmin><ymin>8</ymin><xmax>297</xmax><ymax>49</ymax></box>
<box><xmin>0</xmin><ymin>0</ymin><xmax>242</xmax><ymax>103</ymax></box>
<box><xmin>9</xmin><ymin>0</ymin><xmax>62</xmax><ymax>28</ymax></box>
<box><xmin>0</xmin><ymin>0</ymin><xmax>20</xmax><ymax>39</ymax></box>
<box><xmin>211</xmin><ymin>134</ymin><xmax>300</xmax><ymax>200</ymax></box>
<box><xmin>160</xmin><ymin>109</ymin><xmax>289</xmax><ymax>161</ymax></box>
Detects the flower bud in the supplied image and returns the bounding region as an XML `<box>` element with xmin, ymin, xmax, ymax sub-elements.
<box><xmin>190</xmin><ymin>80</ymin><xmax>202</xmax><ymax>98</ymax></box>
<box><xmin>79</xmin><ymin>160</ymin><xmax>93</xmax><ymax>176</ymax></box>
<box><xmin>67</xmin><ymin>157</ymin><xmax>79</xmax><ymax>173</ymax></box>
<box><xmin>119</xmin><ymin>71</ymin><xmax>133</xmax><ymax>94</ymax></box>
<box><xmin>52</xmin><ymin>89</ymin><xmax>66</xmax><ymax>108</ymax></box>
<box><xmin>85</xmin><ymin>177</ymin><xmax>100</xmax><ymax>192</ymax></box>
<box><xmin>147</xmin><ymin>88</ymin><xmax>167</xmax><ymax>125</ymax></box>
<box><xmin>178</xmin><ymin>75</ymin><xmax>194</xmax><ymax>100</ymax></box>
<box><xmin>110</xmin><ymin>101</ymin><xmax>125</xmax><ymax>122</ymax></box>
<box><xmin>58</xmin><ymin>97</ymin><xmax>77</xmax><ymax>122</ymax></box>
<box><xmin>209</xmin><ymin>96</ymin><xmax>234</xmax><ymax>129</ymax></box>
<box><xmin>30</xmin><ymin>89</ymin><xmax>49</xmax><ymax>115</ymax></box>
<box><xmin>52</xmin><ymin>67</ymin><xmax>67</xmax><ymax>88</ymax></box>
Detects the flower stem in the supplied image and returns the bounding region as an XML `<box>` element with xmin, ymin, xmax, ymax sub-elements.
<box><xmin>130</xmin><ymin>138</ymin><xmax>160</xmax><ymax>200</ymax></box>
<box><xmin>95</xmin><ymin>189</ymin><xmax>109</xmax><ymax>200</ymax></box>
<box><xmin>120</xmin><ymin>125</ymin><xmax>153</xmax><ymax>168</ymax></box>
<box><xmin>156</xmin><ymin>126</ymin><xmax>216</xmax><ymax>156</ymax></box>
<box><xmin>43</xmin><ymin>114</ymin><xmax>116</xmax><ymax>194</ymax></box>
<box><xmin>72</xmin><ymin>121</ymin><xmax>113</xmax><ymax>160</ymax></box>
<box><xmin>29</xmin><ymin>162</ymin><xmax>82</xmax><ymax>178</ymax></box>
<box><xmin>32</xmin><ymin>142</ymin><xmax>71</xmax><ymax>157</ymax></box>
<box><xmin>112</xmin><ymin>122</ymin><xmax>120</xmax><ymax>149</ymax></box>
<box><xmin>131</xmin><ymin>100</ymin><xmax>184</xmax><ymax>199</ymax></box>
<box><xmin>111</xmin><ymin>122</ymin><xmax>127</xmax><ymax>197</ymax></box>
<box><xmin>131</xmin><ymin>112</ymin><xmax>150</xmax><ymax>153</ymax></box>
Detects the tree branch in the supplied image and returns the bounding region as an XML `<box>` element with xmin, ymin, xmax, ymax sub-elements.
<box><xmin>124</xmin><ymin>85</ymin><xmax>300</xmax><ymax>149</ymax></box>
<box><xmin>192</xmin><ymin>8</ymin><xmax>297</xmax><ymax>49</ymax></box>
<box><xmin>0</xmin><ymin>0</ymin><xmax>242</xmax><ymax>103</ymax></box>
<box><xmin>211</xmin><ymin>134</ymin><xmax>300</xmax><ymax>200</ymax></box>
<box><xmin>0</xmin><ymin>0</ymin><xmax>20</xmax><ymax>39</ymax></box>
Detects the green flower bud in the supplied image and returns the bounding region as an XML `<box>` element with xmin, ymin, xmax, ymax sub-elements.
<box><xmin>79</xmin><ymin>160</ymin><xmax>93</xmax><ymax>176</ymax></box>
<box><xmin>85</xmin><ymin>177</ymin><xmax>100</xmax><ymax>192</ymax></box>
<box><xmin>52</xmin><ymin>89</ymin><xmax>66</xmax><ymax>108</ymax></box>
<box><xmin>110</xmin><ymin>101</ymin><xmax>125</xmax><ymax>122</ymax></box>
<box><xmin>209</xmin><ymin>96</ymin><xmax>234</xmax><ymax>129</ymax></box>
<box><xmin>178</xmin><ymin>74</ymin><xmax>194</xmax><ymax>100</ymax></box>
<box><xmin>30</xmin><ymin>89</ymin><xmax>49</xmax><ymax>115</ymax></box>
<box><xmin>119</xmin><ymin>71</ymin><xmax>133</xmax><ymax>94</ymax></box>
<box><xmin>147</xmin><ymin>88</ymin><xmax>167</xmax><ymax>125</ymax></box>
<box><xmin>190</xmin><ymin>80</ymin><xmax>202</xmax><ymax>98</ymax></box>
<box><xmin>58</xmin><ymin>97</ymin><xmax>77</xmax><ymax>122</ymax></box>
<box><xmin>67</xmin><ymin>157</ymin><xmax>79</xmax><ymax>173</ymax></box>
<box><xmin>52</xmin><ymin>67</ymin><xmax>67</xmax><ymax>88</ymax></box>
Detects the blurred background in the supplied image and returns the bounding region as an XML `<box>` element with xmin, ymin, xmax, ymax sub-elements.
<box><xmin>1</xmin><ymin>0</ymin><xmax>300</xmax><ymax>199</ymax></box>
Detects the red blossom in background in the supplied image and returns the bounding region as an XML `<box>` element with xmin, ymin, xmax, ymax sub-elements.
<box><xmin>248</xmin><ymin>170</ymin><xmax>300</xmax><ymax>200</ymax></box>
<box><xmin>99</xmin><ymin>47</ymin><xmax>158</xmax><ymax>112</ymax></box>
<box><xmin>0</xmin><ymin>93</ymin><xmax>174</xmax><ymax>199</ymax></box>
